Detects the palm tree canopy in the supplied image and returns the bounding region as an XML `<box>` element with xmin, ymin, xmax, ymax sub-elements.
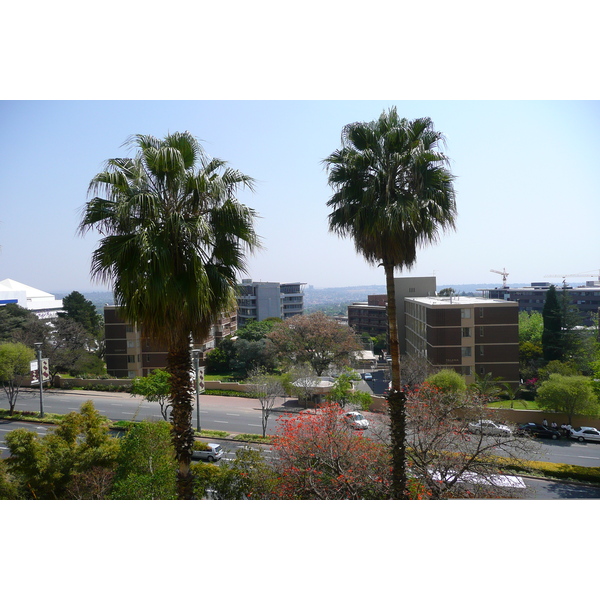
<box><xmin>79</xmin><ymin>131</ymin><xmax>261</xmax><ymax>344</ymax></box>
<box><xmin>324</xmin><ymin>108</ymin><xmax>457</xmax><ymax>270</ymax></box>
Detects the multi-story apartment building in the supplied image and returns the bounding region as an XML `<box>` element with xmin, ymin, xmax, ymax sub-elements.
<box><xmin>480</xmin><ymin>280</ymin><xmax>600</xmax><ymax>326</ymax></box>
<box><xmin>347</xmin><ymin>295</ymin><xmax>388</xmax><ymax>336</ymax></box>
<box><xmin>104</xmin><ymin>305</ymin><xmax>237</xmax><ymax>378</ymax></box>
<box><xmin>404</xmin><ymin>296</ymin><xmax>520</xmax><ymax>386</ymax></box>
<box><xmin>347</xmin><ymin>277</ymin><xmax>437</xmax><ymax>353</ymax></box>
<box><xmin>236</xmin><ymin>280</ymin><xmax>305</xmax><ymax>327</ymax></box>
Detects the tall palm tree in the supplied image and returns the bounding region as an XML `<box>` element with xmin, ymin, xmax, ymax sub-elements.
<box><xmin>79</xmin><ymin>132</ymin><xmax>260</xmax><ymax>499</ymax></box>
<box><xmin>324</xmin><ymin>108</ymin><xmax>457</xmax><ymax>499</ymax></box>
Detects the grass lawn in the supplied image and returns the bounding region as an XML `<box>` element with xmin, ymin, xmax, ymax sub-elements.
<box><xmin>204</xmin><ymin>373</ymin><xmax>238</xmax><ymax>383</ymax></box>
<box><xmin>486</xmin><ymin>399</ymin><xmax>541</xmax><ymax>410</ymax></box>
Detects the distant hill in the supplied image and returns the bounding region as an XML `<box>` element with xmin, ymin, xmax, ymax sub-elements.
<box><xmin>63</xmin><ymin>282</ymin><xmax>547</xmax><ymax>315</ymax></box>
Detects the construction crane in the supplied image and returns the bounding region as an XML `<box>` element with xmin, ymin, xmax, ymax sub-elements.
<box><xmin>490</xmin><ymin>268</ymin><xmax>509</xmax><ymax>288</ymax></box>
<box><xmin>543</xmin><ymin>270</ymin><xmax>600</xmax><ymax>287</ymax></box>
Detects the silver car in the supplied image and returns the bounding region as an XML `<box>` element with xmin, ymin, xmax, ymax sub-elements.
<box><xmin>468</xmin><ymin>419</ymin><xmax>512</xmax><ymax>437</ymax></box>
<box><xmin>192</xmin><ymin>442</ymin><xmax>224</xmax><ymax>462</ymax></box>
<box><xmin>570</xmin><ymin>426</ymin><xmax>600</xmax><ymax>443</ymax></box>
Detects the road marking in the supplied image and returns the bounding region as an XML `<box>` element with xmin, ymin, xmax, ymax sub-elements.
<box><xmin>226</xmin><ymin>413</ymin><xmax>240</xmax><ymax>416</ymax></box>
<box><xmin>214</xmin><ymin>420</ymin><xmax>229</xmax><ymax>424</ymax></box>
<box><xmin>110</xmin><ymin>403</ymin><xmax>123</xmax><ymax>406</ymax></box>
<box><xmin>246</xmin><ymin>423</ymin><xmax>261</xmax><ymax>427</ymax></box>
<box><xmin>122</xmin><ymin>412</ymin><xmax>137</xmax><ymax>415</ymax></box>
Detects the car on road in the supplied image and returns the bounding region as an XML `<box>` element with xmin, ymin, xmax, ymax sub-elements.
<box><xmin>517</xmin><ymin>423</ymin><xmax>561</xmax><ymax>440</ymax></box>
<box><xmin>343</xmin><ymin>411</ymin><xmax>369</xmax><ymax>430</ymax></box>
<box><xmin>363</xmin><ymin>372</ymin><xmax>373</xmax><ymax>381</ymax></box>
<box><xmin>192</xmin><ymin>442</ymin><xmax>224</xmax><ymax>462</ymax></box>
<box><xmin>570</xmin><ymin>426</ymin><xmax>600</xmax><ymax>443</ymax></box>
<box><xmin>468</xmin><ymin>419</ymin><xmax>512</xmax><ymax>437</ymax></box>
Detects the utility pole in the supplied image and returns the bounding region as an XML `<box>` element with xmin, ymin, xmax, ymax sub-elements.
<box><xmin>34</xmin><ymin>342</ymin><xmax>44</xmax><ymax>418</ymax></box>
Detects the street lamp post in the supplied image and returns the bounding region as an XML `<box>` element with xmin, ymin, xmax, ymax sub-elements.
<box><xmin>34</xmin><ymin>342</ymin><xmax>44</xmax><ymax>418</ymax></box>
<box><xmin>192</xmin><ymin>349</ymin><xmax>201</xmax><ymax>433</ymax></box>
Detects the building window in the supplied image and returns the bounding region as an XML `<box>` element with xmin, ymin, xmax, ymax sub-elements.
<box><xmin>127</xmin><ymin>355</ymin><xmax>135</xmax><ymax>363</ymax></box>
<box><xmin>479</xmin><ymin>327</ymin><xmax>484</xmax><ymax>337</ymax></box>
<box><xmin>461</xmin><ymin>347</ymin><xmax>472</xmax><ymax>357</ymax></box>
<box><xmin>461</xmin><ymin>308</ymin><xmax>471</xmax><ymax>319</ymax></box>
<box><xmin>462</xmin><ymin>327</ymin><xmax>471</xmax><ymax>338</ymax></box>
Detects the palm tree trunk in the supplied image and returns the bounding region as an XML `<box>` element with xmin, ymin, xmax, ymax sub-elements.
<box><xmin>167</xmin><ymin>333</ymin><xmax>196</xmax><ymax>500</ymax></box>
<box><xmin>384</xmin><ymin>263</ymin><xmax>407</xmax><ymax>499</ymax></box>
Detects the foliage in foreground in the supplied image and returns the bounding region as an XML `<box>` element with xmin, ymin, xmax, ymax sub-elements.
<box><xmin>110</xmin><ymin>420</ymin><xmax>177</xmax><ymax>500</ymax></box>
<box><xmin>3</xmin><ymin>400</ymin><xmax>119</xmax><ymax>499</ymax></box>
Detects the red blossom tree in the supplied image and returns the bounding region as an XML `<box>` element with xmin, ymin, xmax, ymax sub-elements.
<box><xmin>272</xmin><ymin>402</ymin><xmax>391</xmax><ymax>499</ymax></box>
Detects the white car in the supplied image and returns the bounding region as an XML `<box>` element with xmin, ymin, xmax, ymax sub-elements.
<box><xmin>468</xmin><ymin>419</ymin><xmax>512</xmax><ymax>437</ymax></box>
<box><xmin>343</xmin><ymin>411</ymin><xmax>369</xmax><ymax>430</ymax></box>
<box><xmin>570</xmin><ymin>426</ymin><xmax>600</xmax><ymax>443</ymax></box>
<box><xmin>363</xmin><ymin>372</ymin><xmax>373</xmax><ymax>381</ymax></box>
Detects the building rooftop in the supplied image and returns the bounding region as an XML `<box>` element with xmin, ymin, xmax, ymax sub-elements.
<box><xmin>406</xmin><ymin>296</ymin><xmax>518</xmax><ymax>307</ymax></box>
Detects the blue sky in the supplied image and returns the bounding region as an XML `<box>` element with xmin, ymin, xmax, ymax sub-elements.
<box><xmin>1</xmin><ymin>100</ymin><xmax>598</xmax><ymax>293</ymax></box>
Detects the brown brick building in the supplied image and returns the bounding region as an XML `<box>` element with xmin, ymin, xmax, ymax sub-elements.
<box><xmin>104</xmin><ymin>305</ymin><xmax>237</xmax><ymax>378</ymax></box>
<box><xmin>347</xmin><ymin>295</ymin><xmax>388</xmax><ymax>336</ymax></box>
<box><xmin>404</xmin><ymin>296</ymin><xmax>520</xmax><ymax>386</ymax></box>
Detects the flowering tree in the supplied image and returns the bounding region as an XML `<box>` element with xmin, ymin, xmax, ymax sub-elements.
<box><xmin>404</xmin><ymin>384</ymin><xmax>538</xmax><ymax>499</ymax></box>
<box><xmin>267</xmin><ymin>312</ymin><xmax>360</xmax><ymax>376</ymax></box>
<box><xmin>272</xmin><ymin>402</ymin><xmax>391</xmax><ymax>499</ymax></box>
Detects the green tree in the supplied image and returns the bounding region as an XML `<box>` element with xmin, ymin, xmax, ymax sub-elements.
<box><xmin>324</xmin><ymin>109</ymin><xmax>457</xmax><ymax>499</ymax></box>
<box><xmin>192</xmin><ymin>446</ymin><xmax>277</xmax><ymax>500</ymax></box>
<box><xmin>536</xmin><ymin>374</ymin><xmax>598</xmax><ymax>424</ymax></box>
<box><xmin>130</xmin><ymin>369</ymin><xmax>172</xmax><ymax>420</ymax></box>
<box><xmin>328</xmin><ymin>368</ymin><xmax>360</xmax><ymax>408</ymax></box>
<box><xmin>235</xmin><ymin>318</ymin><xmax>280</xmax><ymax>341</ymax></box>
<box><xmin>4</xmin><ymin>400</ymin><xmax>119</xmax><ymax>499</ymax></box>
<box><xmin>79</xmin><ymin>131</ymin><xmax>260</xmax><ymax>499</ymax></box>
<box><xmin>542</xmin><ymin>285</ymin><xmax>563</xmax><ymax>362</ymax></box>
<box><xmin>0</xmin><ymin>342</ymin><xmax>35</xmax><ymax>415</ymax></box>
<box><xmin>0</xmin><ymin>460</ymin><xmax>21</xmax><ymax>499</ymax></box>
<box><xmin>438</xmin><ymin>287</ymin><xmax>456</xmax><ymax>297</ymax></box>
<box><xmin>60</xmin><ymin>290</ymin><xmax>103</xmax><ymax>337</ymax></box>
<box><xmin>267</xmin><ymin>312</ymin><xmax>361</xmax><ymax>376</ymax></box>
<box><xmin>519</xmin><ymin>310</ymin><xmax>544</xmax><ymax>345</ymax></box>
<box><xmin>425</xmin><ymin>369</ymin><xmax>467</xmax><ymax>395</ymax></box>
<box><xmin>110</xmin><ymin>421</ymin><xmax>177</xmax><ymax>500</ymax></box>
<box><xmin>469</xmin><ymin>372</ymin><xmax>503</xmax><ymax>398</ymax></box>
<box><xmin>0</xmin><ymin>304</ymin><xmax>41</xmax><ymax>343</ymax></box>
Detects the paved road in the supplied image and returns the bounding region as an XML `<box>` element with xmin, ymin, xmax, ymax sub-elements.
<box><xmin>4</xmin><ymin>388</ymin><xmax>600</xmax><ymax>499</ymax></box>
<box><xmin>6</xmin><ymin>388</ymin><xmax>285</xmax><ymax>434</ymax></box>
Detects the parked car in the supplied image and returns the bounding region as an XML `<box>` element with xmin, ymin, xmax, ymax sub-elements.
<box><xmin>343</xmin><ymin>411</ymin><xmax>369</xmax><ymax>430</ymax></box>
<box><xmin>363</xmin><ymin>372</ymin><xmax>373</xmax><ymax>381</ymax></box>
<box><xmin>517</xmin><ymin>423</ymin><xmax>561</xmax><ymax>440</ymax></box>
<box><xmin>570</xmin><ymin>426</ymin><xmax>600</xmax><ymax>443</ymax></box>
<box><xmin>192</xmin><ymin>442</ymin><xmax>224</xmax><ymax>462</ymax></box>
<box><xmin>468</xmin><ymin>419</ymin><xmax>512</xmax><ymax>437</ymax></box>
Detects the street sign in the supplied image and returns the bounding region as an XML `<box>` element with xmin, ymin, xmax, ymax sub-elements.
<box><xmin>198</xmin><ymin>366</ymin><xmax>205</xmax><ymax>393</ymax></box>
<box><xmin>31</xmin><ymin>358</ymin><xmax>50</xmax><ymax>384</ymax></box>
